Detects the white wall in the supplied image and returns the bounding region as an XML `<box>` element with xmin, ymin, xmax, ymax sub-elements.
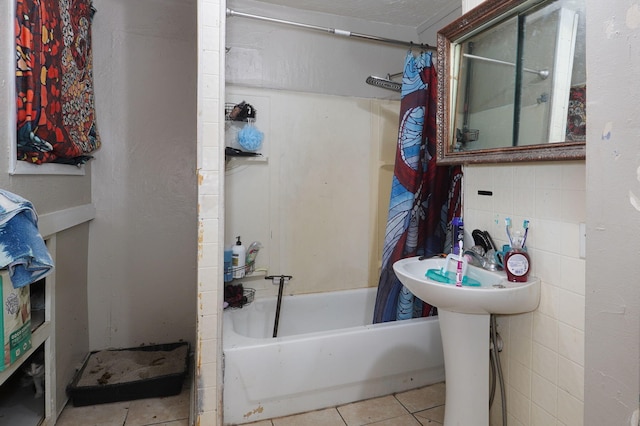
<box><xmin>196</xmin><ymin>0</ymin><xmax>226</xmax><ymax>422</ymax></box>
<box><xmin>226</xmin><ymin>0</ymin><xmax>420</xmax><ymax>99</ymax></box>
<box><xmin>584</xmin><ymin>0</ymin><xmax>640</xmax><ymax>424</ymax></box>
<box><xmin>224</xmin><ymin>86</ymin><xmax>399</xmax><ymax>297</ymax></box>
<box><xmin>89</xmin><ymin>0</ymin><xmax>198</xmax><ymax>350</ymax></box>
<box><xmin>464</xmin><ymin>163</ymin><xmax>587</xmax><ymax>425</ymax></box>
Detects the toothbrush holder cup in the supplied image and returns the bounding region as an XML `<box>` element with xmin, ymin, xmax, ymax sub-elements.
<box><xmin>494</xmin><ymin>245</ymin><xmax>511</xmax><ymax>268</ymax></box>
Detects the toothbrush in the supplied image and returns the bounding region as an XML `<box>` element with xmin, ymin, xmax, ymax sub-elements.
<box><xmin>522</xmin><ymin>220</ymin><xmax>530</xmax><ymax>248</ymax></box>
<box><xmin>505</xmin><ymin>217</ymin><xmax>514</xmax><ymax>247</ymax></box>
<box><xmin>455</xmin><ymin>239</ymin><xmax>464</xmax><ymax>287</ymax></box>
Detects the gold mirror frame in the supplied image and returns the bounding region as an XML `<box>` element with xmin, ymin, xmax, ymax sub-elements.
<box><xmin>435</xmin><ymin>0</ymin><xmax>586</xmax><ymax>165</ymax></box>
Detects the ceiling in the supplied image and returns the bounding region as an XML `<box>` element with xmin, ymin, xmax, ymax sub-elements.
<box><xmin>251</xmin><ymin>0</ymin><xmax>460</xmax><ymax>29</ymax></box>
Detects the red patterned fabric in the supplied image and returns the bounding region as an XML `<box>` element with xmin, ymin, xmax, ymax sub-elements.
<box><xmin>15</xmin><ymin>0</ymin><xmax>100</xmax><ymax>165</ymax></box>
<box><xmin>566</xmin><ymin>85</ymin><xmax>586</xmax><ymax>142</ymax></box>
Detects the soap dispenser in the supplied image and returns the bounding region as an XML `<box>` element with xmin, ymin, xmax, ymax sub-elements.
<box><xmin>232</xmin><ymin>236</ymin><xmax>246</xmax><ymax>279</ymax></box>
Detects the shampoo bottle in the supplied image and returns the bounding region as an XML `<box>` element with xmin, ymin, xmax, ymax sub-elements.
<box><xmin>232</xmin><ymin>236</ymin><xmax>246</xmax><ymax>279</ymax></box>
<box><xmin>224</xmin><ymin>247</ymin><xmax>233</xmax><ymax>282</ymax></box>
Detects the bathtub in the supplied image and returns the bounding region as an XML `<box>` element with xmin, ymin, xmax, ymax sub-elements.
<box><xmin>222</xmin><ymin>287</ymin><xmax>445</xmax><ymax>425</ymax></box>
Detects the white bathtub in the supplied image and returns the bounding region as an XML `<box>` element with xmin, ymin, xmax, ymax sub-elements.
<box><xmin>222</xmin><ymin>287</ymin><xmax>445</xmax><ymax>425</ymax></box>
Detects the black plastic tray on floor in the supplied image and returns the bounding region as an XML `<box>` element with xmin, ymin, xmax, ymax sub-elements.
<box><xmin>67</xmin><ymin>342</ymin><xmax>189</xmax><ymax>406</ymax></box>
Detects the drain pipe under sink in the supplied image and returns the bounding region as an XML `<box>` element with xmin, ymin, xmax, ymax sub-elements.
<box><xmin>489</xmin><ymin>314</ymin><xmax>507</xmax><ymax>426</ymax></box>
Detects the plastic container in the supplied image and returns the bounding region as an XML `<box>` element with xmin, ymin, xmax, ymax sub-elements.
<box><xmin>452</xmin><ymin>217</ymin><xmax>464</xmax><ymax>255</ymax></box>
<box><xmin>224</xmin><ymin>249</ymin><xmax>233</xmax><ymax>282</ymax></box>
<box><xmin>245</xmin><ymin>241</ymin><xmax>262</xmax><ymax>274</ymax></box>
<box><xmin>505</xmin><ymin>248</ymin><xmax>530</xmax><ymax>282</ymax></box>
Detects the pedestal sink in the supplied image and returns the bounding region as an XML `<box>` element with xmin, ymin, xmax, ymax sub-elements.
<box><xmin>393</xmin><ymin>256</ymin><xmax>540</xmax><ymax>426</ymax></box>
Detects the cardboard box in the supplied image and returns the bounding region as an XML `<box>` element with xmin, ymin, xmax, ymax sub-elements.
<box><xmin>1</xmin><ymin>271</ymin><xmax>32</xmax><ymax>371</ymax></box>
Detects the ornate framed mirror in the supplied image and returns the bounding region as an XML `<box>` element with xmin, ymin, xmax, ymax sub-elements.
<box><xmin>436</xmin><ymin>0</ymin><xmax>586</xmax><ymax>164</ymax></box>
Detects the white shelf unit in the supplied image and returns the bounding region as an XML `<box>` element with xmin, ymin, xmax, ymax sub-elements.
<box><xmin>0</xmin><ymin>204</ymin><xmax>95</xmax><ymax>426</ymax></box>
<box><xmin>0</xmin><ymin>243</ymin><xmax>55</xmax><ymax>426</ymax></box>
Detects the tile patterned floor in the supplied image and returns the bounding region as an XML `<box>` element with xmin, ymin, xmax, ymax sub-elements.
<box><xmin>245</xmin><ymin>382</ymin><xmax>446</xmax><ymax>426</ymax></box>
<box><xmin>56</xmin><ymin>382</ymin><xmax>445</xmax><ymax>426</ymax></box>
<box><xmin>55</xmin><ymin>384</ymin><xmax>190</xmax><ymax>426</ymax></box>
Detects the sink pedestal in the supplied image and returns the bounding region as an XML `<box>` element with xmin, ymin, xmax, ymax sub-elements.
<box><xmin>439</xmin><ymin>309</ymin><xmax>490</xmax><ymax>426</ymax></box>
<box><xmin>392</xmin><ymin>257</ymin><xmax>540</xmax><ymax>426</ymax></box>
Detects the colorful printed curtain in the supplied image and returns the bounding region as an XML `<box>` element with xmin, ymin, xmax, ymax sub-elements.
<box><xmin>373</xmin><ymin>51</ymin><xmax>463</xmax><ymax>323</ymax></box>
<box><xmin>15</xmin><ymin>0</ymin><xmax>101</xmax><ymax>165</ymax></box>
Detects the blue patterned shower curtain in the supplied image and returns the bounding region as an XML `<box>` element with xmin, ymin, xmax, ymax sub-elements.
<box><xmin>373</xmin><ymin>51</ymin><xmax>463</xmax><ymax>323</ymax></box>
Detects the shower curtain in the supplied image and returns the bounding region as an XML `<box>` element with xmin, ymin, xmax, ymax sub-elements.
<box><xmin>373</xmin><ymin>51</ymin><xmax>463</xmax><ymax>324</ymax></box>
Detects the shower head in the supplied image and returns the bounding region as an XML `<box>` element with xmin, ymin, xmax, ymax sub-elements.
<box><xmin>366</xmin><ymin>75</ymin><xmax>402</xmax><ymax>92</ymax></box>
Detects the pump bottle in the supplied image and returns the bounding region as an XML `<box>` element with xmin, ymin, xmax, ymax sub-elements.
<box><xmin>232</xmin><ymin>236</ymin><xmax>246</xmax><ymax>279</ymax></box>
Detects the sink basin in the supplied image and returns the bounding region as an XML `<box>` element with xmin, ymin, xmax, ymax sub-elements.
<box><xmin>393</xmin><ymin>255</ymin><xmax>540</xmax><ymax>426</ymax></box>
<box><xmin>393</xmin><ymin>256</ymin><xmax>540</xmax><ymax>315</ymax></box>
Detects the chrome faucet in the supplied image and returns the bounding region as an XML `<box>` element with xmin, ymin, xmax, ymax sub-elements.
<box><xmin>464</xmin><ymin>248</ymin><xmax>501</xmax><ymax>271</ymax></box>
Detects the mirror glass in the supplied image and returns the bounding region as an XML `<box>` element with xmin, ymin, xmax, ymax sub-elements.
<box><xmin>437</xmin><ymin>0</ymin><xmax>586</xmax><ymax>164</ymax></box>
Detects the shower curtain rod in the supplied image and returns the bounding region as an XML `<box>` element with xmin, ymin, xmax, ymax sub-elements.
<box><xmin>226</xmin><ymin>8</ymin><xmax>436</xmax><ymax>51</ymax></box>
<box><xmin>463</xmin><ymin>53</ymin><xmax>549</xmax><ymax>79</ymax></box>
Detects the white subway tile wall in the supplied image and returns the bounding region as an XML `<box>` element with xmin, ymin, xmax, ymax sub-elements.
<box><xmin>464</xmin><ymin>163</ymin><xmax>586</xmax><ymax>426</ymax></box>
<box><xmin>198</xmin><ymin>0</ymin><xmax>224</xmax><ymax>423</ymax></box>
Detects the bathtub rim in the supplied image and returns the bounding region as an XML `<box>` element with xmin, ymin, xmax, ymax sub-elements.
<box><xmin>222</xmin><ymin>286</ymin><xmax>440</xmax><ymax>348</ymax></box>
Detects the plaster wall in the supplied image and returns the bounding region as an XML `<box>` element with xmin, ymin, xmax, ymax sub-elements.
<box><xmin>583</xmin><ymin>0</ymin><xmax>640</xmax><ymax>424</ymax></box>
<box><xmin>226</xmin><ymin>0</ymin><xmax>424</xmax><ymax>99</ymax></box>
<box><xmin>89</xmin><ymin>0</ymin><xmax>198</xmax><ymax>350</ymax></box>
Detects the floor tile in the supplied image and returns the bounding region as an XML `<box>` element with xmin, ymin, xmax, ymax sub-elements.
<box><xmin>413</xmin><ymin>405</ymin><xmax>445</xmax><ymax>425</ymax></box>
<box><xmin>366</xmin><ymin>413</ymin><xmax>422</xmax><ymax>425</ymax></box>
<box><xmin>337</xmin><ymin>395</ymin><xmax>409</xmax><ymax>426</ymax></box>
<box><xmin>55</xmin><ymin>400</ymin><xmax>130</xmax><ymax>426</ymax></box>
<box><xmin>395</xmin><ymin>383</ymin><xmax>446</xmax><ymax>413</ymax></box>
<box><xmin>124</xmin><ymin>389</ymin><xmax>190</xmax><ymax>426</ymax></box>
<box><xmin>272</xmin><ymin>407</ymin><xmax>346</xmax><ymax>426</ymax></box>
<box><xmin>151</xmin><ymin>421</ymin><xmax>189</xmax><ymax>426</ymax></box>
<box><xmin>57</xmin><ymin>383</ymin><xmax>448</xmax><ymax>426</ymax></box>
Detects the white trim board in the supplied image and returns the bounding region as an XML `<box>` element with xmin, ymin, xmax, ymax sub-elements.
<box><xmin>39</xmin><ymin>204</ymin><xmax>96</xmax><ymax>238</ymax></box>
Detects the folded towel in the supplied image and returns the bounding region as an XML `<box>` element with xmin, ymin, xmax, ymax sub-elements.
<box><xmin>0</xmin><ymin>190</ymin><xmax>54</xmax><ymax>288</ymax></box>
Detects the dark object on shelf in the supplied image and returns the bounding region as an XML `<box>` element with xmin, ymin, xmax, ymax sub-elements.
<box><xmin>224</xmin><ymin>283</ymin><xmax>255</xmax><ymax>309</ymax></box>
<box><xmin>66</xmin><ymin>342</ymin><xmax>189</xmax><ymax>406</ymax></box>
<box><xmin>225</xmin><ymin>101</ymin><xmax>256</xmax><ymax>122</ymax></box>
<box><xmin>225</xmin><ymin>147</ymin><xmax>262</xmax><ymax>158</ymax></box>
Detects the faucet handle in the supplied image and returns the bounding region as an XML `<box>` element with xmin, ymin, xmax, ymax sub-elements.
<box><xmin>443</xmin><ymin>253</ymin><xmax>469</xmax><ymax>278</ymax></box>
